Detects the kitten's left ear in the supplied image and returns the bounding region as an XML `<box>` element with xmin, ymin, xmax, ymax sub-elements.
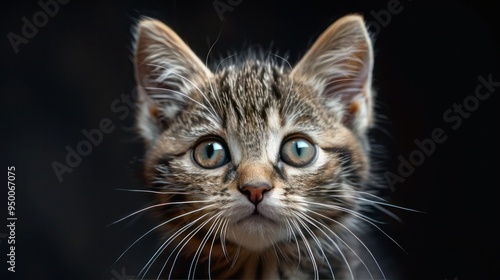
<box><xmin>292</xmin><ymin>14</ymin><xmax>374</xmax><ymax>135</ymax></box>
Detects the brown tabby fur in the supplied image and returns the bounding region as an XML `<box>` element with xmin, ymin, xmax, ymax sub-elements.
<box><xmin>132</xmin><ymin>14</ymin><xmax>385</xmax><ymax>279</ymax></box>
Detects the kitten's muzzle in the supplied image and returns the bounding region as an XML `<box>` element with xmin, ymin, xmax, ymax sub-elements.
<box><xmin>239</xmin><ymin>182</ymin><xmax>272</xmax><ymax>205</ymax></box>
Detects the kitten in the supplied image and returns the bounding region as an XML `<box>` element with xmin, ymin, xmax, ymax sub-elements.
<box><xmin>131</xmin><ymin>14</ymin><xmax>385</xmax><ymax>279</ymax></box>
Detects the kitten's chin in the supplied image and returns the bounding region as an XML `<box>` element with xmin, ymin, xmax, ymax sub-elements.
<box><xmin>226</xmin><ymin>215</ymin><xmax>287</xmax><ymax>251</ymax></box>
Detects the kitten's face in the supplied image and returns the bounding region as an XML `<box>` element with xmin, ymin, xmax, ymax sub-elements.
<box><xmin>146</xmin><ymin>64</ymin><xmax>369</xmax><ymax>250</ymax></box>
<box><xmin>135</xmin><ymin>16</ymin><xmax>373</xmax><ymax>253</ymax></box>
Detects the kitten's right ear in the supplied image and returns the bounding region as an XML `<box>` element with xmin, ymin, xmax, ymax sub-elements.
<box><xmin>133</xmin><ymin>18</ymin><xmax>212</xmax><ymax>145</ymax></box>
<box><xmin>291</xmin><ymin>15</ymin><xmax>374</xmax><ymax>136</ymax></box>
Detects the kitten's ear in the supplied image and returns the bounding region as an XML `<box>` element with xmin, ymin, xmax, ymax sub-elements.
<box><xmin>292</xmin><ymin>14</ymin><xmax>374</xmax><ymax>135</ymax></box>
<box><xmin>133</xmin><ymin>18</ymin><xmax>212</xmax><ymax>144</ymax></box>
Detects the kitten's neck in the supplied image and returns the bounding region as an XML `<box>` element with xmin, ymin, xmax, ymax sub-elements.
<box><xmin>181</xmin><ymin>238</ymin><xmax>339</xmax><ymax>279</ymax></box>
<box><xmin>204</xmin><ymin>243</ymin><xmax>292</xmax><ymax>279</ymax></box>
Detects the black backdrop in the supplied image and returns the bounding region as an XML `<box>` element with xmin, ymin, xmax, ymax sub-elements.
<box><xmin>1</xmin><ymin>0</ymin><xmax>499</xmax><ymax>279</ymax></box>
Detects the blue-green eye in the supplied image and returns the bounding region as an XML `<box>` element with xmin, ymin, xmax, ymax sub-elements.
<box><xmin>193</xmin><ymin>139</ymin><xmax>229</xmax><ymax>169</ymax></box>
<box><xmin>280</xmin><ymin>137</ymin><xmax>316</xmax><ymax>167</ymax></box>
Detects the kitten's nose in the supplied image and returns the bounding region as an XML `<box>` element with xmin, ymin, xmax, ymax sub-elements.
<box><xmin>239</xmin><ymin>182</ymin><xmax>272</xmax><ymax>205</ymax></box>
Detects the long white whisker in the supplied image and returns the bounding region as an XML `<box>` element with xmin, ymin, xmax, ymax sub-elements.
<box><xmin>270</xmin><ymin>240</ymin><xmax>281</xmax><ymax>265</ymax></box>
<box><xmin>371</xmin><ymin>203</ymin><xmax>403</xmax><ymax>223</ymax></box>
<box><xmin>208</xmin><ymin>217</ymin><xmax>226</xmax><ymax>280</ymax></box>
<box><xmin>308</xmin><ymin>201</ymin><xmax>407</xmax><ymax>253</ymax></box>
<box><xmin>189</xmin><ymin>215</ymin><xmax>223</xmax><ymax>279</ymax></box>
<box><xmin>309</xmin><ymin>209</ymin><xmax>387</xmax><ymax>279</ymax></box>
<box><xmin>109</xmin><ymin>200</ymin><xmax>207</xmax><ymax>226</ymax></box>
<box><xmin>289</xmin><ymin>218</ymin><xmax>319</xmax><ymax>280</ymax></box>
<box><xmin>138</xmin><ymin>212</ymin><xmax>210</xmax><ymax>280</ymax></box>
<box><xmin>285</xmin><ymin>218</ymin><xmax>302</xmax><ymax>271</ymax></box>
<box><xmin>230</xmin><ymin>245</ymin><xmax>241</xmax><ymax>269</ymax></box>
<box><xmin>295</xmin><ymin>211</ymin><xmax>357</xmax><ymax>280</ymax></box>
<box><xmin>293</xmin><ymin>212</ymin><xmax>335</xmax><ymax>280</ymax></box>
<box><xmin>164</xmin><ymin>213</ymin><xmax>221</xmax><ymax>280</ymax></box>
<box><xmin>113</xmin><ymin>205</ymin><xmax>212</xmax><ymax>265</ymax></box>
<box><xmin>114</xmin><ymin>188</ymin><xmax>188</xmax><ymax>196</ymax></box>
<box><xmin>220</xmin><ymin>218</ymin><xmax>229</xmax><ymax>261</ymax></box>
<box><xmin>309</xmin><ymin>200</ymin><xmax>385</xmax><ymax>224</ymax></box>
<box><xmin>309</xmin><ymin>189</ymin><xmax>389</xmax><ymax>202</ymax></box>
<box><xmin>319</xmin><ymin>194</ymin><xmax>424</xmax><ymax>213</ymax></box>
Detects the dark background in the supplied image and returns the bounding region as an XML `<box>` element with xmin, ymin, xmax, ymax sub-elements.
<box><xmin>1</xmin><ymin>0</ymin><xmax>499</xmax><ymax>279</ymax></box>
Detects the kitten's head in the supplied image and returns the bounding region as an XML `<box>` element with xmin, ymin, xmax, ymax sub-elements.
<box><xmin>134</xmin><ymin>15</ymin><xmax>374</xmax><ymax>252</ymax></box>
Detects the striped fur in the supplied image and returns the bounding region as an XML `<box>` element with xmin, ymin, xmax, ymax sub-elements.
<box><xmin>132</xmin><ymin>14</ymin><xmax>382</xmax><ymax>279</ymax></box>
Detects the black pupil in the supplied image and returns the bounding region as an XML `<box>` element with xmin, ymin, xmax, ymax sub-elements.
<box><xmin>295</xmin><ymin>142</ymin><xmax>303</xmax><ymax>156</ymax></box>
<box><xmin>206</xmin><ymin>143</ymin><xmax>215</xmax><ymax>159</ymax></box>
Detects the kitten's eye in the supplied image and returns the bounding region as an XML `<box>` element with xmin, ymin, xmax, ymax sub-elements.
<box><xmin>193</xmin><ymin>139</ymin><xmax>229</xmax><ymax>169</ymax></box>
<box><xmin>280</xmin><ymin>137</ymin><xmax>316</xmax><ymax>167</ymax></box>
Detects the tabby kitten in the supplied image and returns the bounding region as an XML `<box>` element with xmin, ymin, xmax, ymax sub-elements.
<box><xmin>132</xmin><ymin>14</ymin><xmax>383</xmax><ymax>279</ymax></box>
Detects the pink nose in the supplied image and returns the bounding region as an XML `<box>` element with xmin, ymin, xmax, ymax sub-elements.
<box><xmin>240</xmin><ymin>183</ymin><xmax>271</xmax><ymax>204</ymax></box>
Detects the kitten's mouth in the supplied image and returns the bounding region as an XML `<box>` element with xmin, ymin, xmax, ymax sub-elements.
<box><xmin>238</xmin><ymin>208</ymin><xmax>276</xmax><ymax>224</ymax></box>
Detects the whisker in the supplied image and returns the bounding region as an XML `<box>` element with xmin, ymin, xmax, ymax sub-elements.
<box><xmin>230</xmin><ymin>245</ymin><xmax>241</xmax><ymax>269</ymax></box>
<box><xmin>309</xmin><ymin>188</ymin><xmax>423</xmax><ymax>223</ymax></box>
<box><xmin>331</xmin><ymin>195</ymin><xmax>424</xmax><ymax>213</ymax></box>
<box><xmin>114</xmin><ymin>188</ymin><xmax>188</xmax><ymax>196</ymax></box>
<box><xmin>220</xmin><ymin>218</ymin><xmax>229</xmax><ymax>261</ymax></box>
<box><xmin>285</xmin><ymin>218</ymin><xmax>302</xmax><ymax>272</ymax></box>
<box><xmin>309</xmin><ymin>200</ymin><xmax>386</xmax><ymax>224</ymax></box>
<box><xmin>292</xmin><ymin>212</ymin><xmax>335</xmax><ymax>280</ymax></box>
<box><xmin>288</xmin><ymin>218</ymin><xmax>319</xmax><ymax>280</ymax></box>
<box><xmin>208</xmin><ymin>217</ymin><xmax>226</xmax><ymax>280</ymax></box>
<box><xmin>270</xmin><ymin>239</ymin><xmax>281</xmax><ymax>265</ymax></box>
<box><xmin>113</xmin><ymin>205</ymin><xmax>212</xmax><ymax>265</ymax></box>
<box><xmin>371</xmin><ymin>203</ymin><xmax>403</xmax><ymax>223</ymax></box>
<box><xmin>189</xmin><ymin>215</ymin><xmax>223</xmax><ymax>279</ymax></box>
<box><xmin>307</xmin><ymin>201</ymin><xmax>407</xmax><ymax>253</ymax></box>
<box><xmin>309</xmin><ymin>208</ymin><xmax>389</xmax><ymax>279</ymax></box>
<box><xmin>164</xmin><ymin>213</ymin><xmax>221</xmax><ymax>280</ymax></box>
<box><xmin>108</xmin><ymin>200</ymin><xmax>208</xmax><ymax>226</ymax></box>
<box><xmin>295</xmin><ymin>211</ymin><xmax>358</xmax><ymax>280</ymax></box>
<box><xmin>138</xmin><ymin>212</ymin><xmax>210</xmax><ymax>280</ymax></box>
<box><xmin>309</xmin><ymin>189</ymin><xmax>388</xmax><ymax>202</ymax></box>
